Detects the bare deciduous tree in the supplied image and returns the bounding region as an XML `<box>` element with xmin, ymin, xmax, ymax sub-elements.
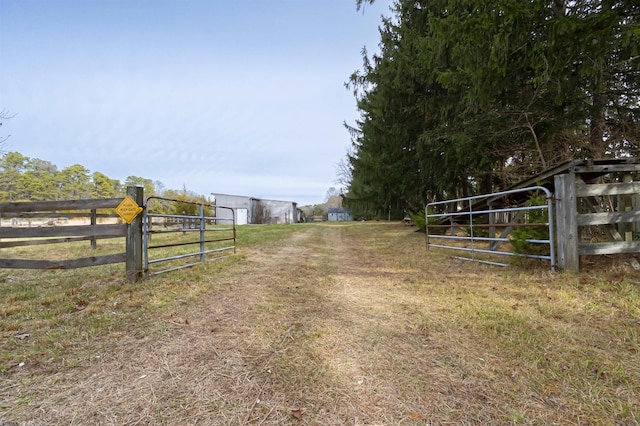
<box><xmin>0</xmin><ymin>109</ymin><xmax>16</xmax><ymax>147</ymax></box>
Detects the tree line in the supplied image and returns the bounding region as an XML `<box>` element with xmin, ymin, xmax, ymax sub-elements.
<box><xmin>342</xmin><ymin>0</ymin><xmax>639</xmax><ymax>218</ymax></box>
<box><xmin>0</xmin><ymin>151</ymin><xmax>208</xmax><ymax>214</ymax></box>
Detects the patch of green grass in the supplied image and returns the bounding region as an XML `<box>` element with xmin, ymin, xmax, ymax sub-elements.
<box><xmin>442</xmin><ymin>268</ymin><xmax>640</xmax><ymax>422</ymax></box>
<box><xmin>235</xmin><ymin>223</ymin><xmax>310</xmax><ymax>246</ymax></box>
<box><xmin>2</xmin><ymin>222</ymin><xmax>640</xmax><ymax>424</ymax></box>
<box><xmin>0</xmin><ymin>223</ymin><xmax>303</xmax><ymax>372</ymax></box>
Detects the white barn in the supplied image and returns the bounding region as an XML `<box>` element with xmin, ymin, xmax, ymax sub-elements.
<box><xmin>211</xmin><ymin>193</ymin><xmax>298</xmax><ymax>225</ymax></box>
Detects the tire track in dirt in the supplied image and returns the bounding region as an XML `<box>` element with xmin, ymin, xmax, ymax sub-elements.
<box><xmin>3</xmin><ymin>227</ymin><xmax>351</xmax><ymax>425</ymax></box>
<box><xmin>2</xmin><ymin>224</ymin><xmax>544</xmax><ymax>425</ymax></box>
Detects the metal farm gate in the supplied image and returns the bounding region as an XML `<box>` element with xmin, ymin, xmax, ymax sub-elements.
<box><xmin>425</xmin><ymin>186</ymin><xmax>556</xmax><ymax>270</ymax></box>
<box><xmin>143</xmin><ymin>197</ymin><xmax>236</xmax><ymax>277</ymax></box>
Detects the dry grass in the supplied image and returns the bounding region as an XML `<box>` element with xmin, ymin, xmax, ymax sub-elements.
<box><xmin>1</xmin><ymin>222</ymin><xmax>639</xmax><ymax>425</ymax></box>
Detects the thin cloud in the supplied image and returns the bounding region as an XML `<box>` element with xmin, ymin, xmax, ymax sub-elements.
<box><xmin>0</xmin><ymin>0</ymin><xmax>389</xmax><ymax>206</ymax></box>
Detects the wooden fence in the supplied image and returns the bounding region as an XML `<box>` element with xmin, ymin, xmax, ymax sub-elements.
<box><xmin>0</xmin><ymin>186</ymin><xmax>144</xmax><ymax>281</ymax></box>
<box><xmin>555</xmin><ymin>162</ymin><xmax>640</xmax><ymax>272</ymax></box>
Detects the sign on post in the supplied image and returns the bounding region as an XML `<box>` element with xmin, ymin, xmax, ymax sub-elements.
<box><xmin>115</xmin><ymin>196</ymin><xmax>143</xmax><ymax>224</ymax></box>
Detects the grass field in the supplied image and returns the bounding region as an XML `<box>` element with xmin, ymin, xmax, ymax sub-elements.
<box><xmin>1</xmin><ymin>222</ymin><xmax>639</xmax><ymax>425</ymax></box>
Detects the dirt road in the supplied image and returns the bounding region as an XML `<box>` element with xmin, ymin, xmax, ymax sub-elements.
<box><xmin>3</xmin><ymin>223</ymin><xmax>638</xmax><ymax>425</ymax></box>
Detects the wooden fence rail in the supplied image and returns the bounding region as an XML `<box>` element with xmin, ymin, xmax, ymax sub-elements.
<box><xmin>0</xmin><ymin>224</ymin><xmax>126</xmax><ymax>240</ymax></box>
<box><xmin>0</xmin><ymin>187</ymin><xmax>144</xmax><ymax>281</ymax></box>
<box><xmin>555</xmin><ymin>171</ymin><xmax>640</xmax><ymax>272</ymax></box>
<box><xmin>0</xmin><ymin>198</ymin><xmax>124</xmax><ymax>213</ymax></box>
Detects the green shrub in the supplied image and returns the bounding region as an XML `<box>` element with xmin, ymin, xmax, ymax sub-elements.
<box><xmin>409</xmin><ymin>209</ymin><xmax>446</xmax><ymax>234</ymax></box>
<box><xmin>409</xmin><ymin>211</ymin><xmax>426</xmax><ymax>233</ymax></box>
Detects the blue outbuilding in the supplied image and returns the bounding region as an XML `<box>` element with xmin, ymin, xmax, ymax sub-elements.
<box><xmin>327</xmin><ymin>208</ymin><xmax>353</xmax><ymax>222</ymax></box>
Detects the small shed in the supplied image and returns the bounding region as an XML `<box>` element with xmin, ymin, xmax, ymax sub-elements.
<box><xmin>328</xmin><ymin>208</ymin><xmax>353</xmax><ymax>222</ymax></box>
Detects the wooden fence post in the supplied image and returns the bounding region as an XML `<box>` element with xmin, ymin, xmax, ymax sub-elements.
<box><xmin>555</xmin><ymin>174</ymin><xmax>579</xmax><ymax>272</ymax></box>
<box><xmin>90</xmin><ymin>209</ymin><xmax>97</xmax><ymax>249</ymax></box>
<box><xmin>126</xmin><ymin>186</ymin><xmax>144</xmax><ymax>282</ymax></box>
<box><xmin>634</xmin><ymin>192</ymin><xmax>640</xmax><ymax>233</ymax></box>
<box><xmin>619</xmin><ymin>172</ymin><xmax>633</xmax><ymax>241</ymax></box>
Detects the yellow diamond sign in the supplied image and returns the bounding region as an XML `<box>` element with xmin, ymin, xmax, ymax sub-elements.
<box><xmin>115</xmin><ymin>196</ymin><xmax>143</xmax><ymax>224</ymax></box>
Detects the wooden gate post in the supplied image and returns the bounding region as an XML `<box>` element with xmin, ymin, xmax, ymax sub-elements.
<box><xmin>554</xmin><ymin>174</ymin><xmax>579</xmax><ymax>272</ymax></box>
<box><xmin>126</xmin><ymin>186</ymin><xmax>144</xmax><ymax>282</ymax></box>
<box><xmin>619</xmin><ymin>173</ymin><xmax>633</xmax><ymax>241</ymax></box>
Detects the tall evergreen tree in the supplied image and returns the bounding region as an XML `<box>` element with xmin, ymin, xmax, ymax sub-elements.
<box><xmin>58</xmin><ymin>165</ymin><xmax>91</xmax><ymax>199</ymax></box>
<box><xmin>92</xmin><ymin>172</ymin><xmax>118</xmax><ymax>198</ymax></box>
<box><xmin>124</xmin><ymin>176</ymin><xmax>156</xmax><ymax>196</ymax></box>
<box><xmin>344</xmin><ymin>0</ymin><xmax>640</xmax><ymax>214</ymax></box>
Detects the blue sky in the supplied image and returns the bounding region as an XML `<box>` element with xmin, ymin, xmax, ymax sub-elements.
<box><xmin>0</xmin><ymin>0</ymin><xmax>389</xmax><ymax>206</ymax></box>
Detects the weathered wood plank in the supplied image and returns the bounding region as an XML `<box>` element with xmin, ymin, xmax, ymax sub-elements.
<box><xmin>126</xmin><ymin>186</ymin><xmax>144</xmax><ymax>282</ymax></box>
<box><xmin>555</xmin><ymin>174</ymin><xmax>579</xmax><ymax>272</ymax></box>
<box><xmin>0</xmin><ymin>212</ymin><xmax>119</xmax><ymax>219</ymax></box>
<box><xmin>576</xmin><ymin>211</ymin><xmax>640</xmax><ymax>226</ymax></box>
<box><xmin>582</xmin><ymin>197</ymin><xmax>623</xmax><ymax>241</ymax></box>
<box><xmin>0</xmin><ymin>198</ymin><xmax>123</xmax><ymax>213</ymax></box>
<box><xmin>572</xmin><ymin>164</ymin><xmax>640</xmax><ymax>173</ymax></box>
<box><xmin>576</xmin><ymin>182</ymin><xmax>640</xmax><ymax>197</ymax></box>
<box><xmin>0</xmin><ymin>253</ymin><xmax>126</xmax><ymax>269</ymax></box>
<box><xmin>0</xmin><ymin>235</ymin><xmax>122</xmax><ymax>248</ymax></box>
<box><xmin>618</xmin><ymin>173</ymin><xmax>634</xmax><ymax>241</ymax></box>
<box><xmin>579</xmin><ymin>241</ymin><xmax>640</xmax><ymax>255</ymax></box>
<box><xmin>635</xmin><ymin>193</ymin><xmax>640</xmax><ymax>232</ymax></box>
<box><xmin>489</xmin><ymin>226</ymin><xmax>513</xmax><ymax>251</ymax></box>
<box><xmin>90</xmin><ymin>209</ymin><xmax>97</xmax><ymax>249</ymax></box>
<box><xmin>0</xmin><ymin>224</ymin><xmax>127</xmax><ymax>239</ymax></box>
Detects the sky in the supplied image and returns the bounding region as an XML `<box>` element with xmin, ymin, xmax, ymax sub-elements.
<box><xmin>0</xmin><ymin>0</ymin><xmax>390</xmax><ymax>206</ymax></box>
